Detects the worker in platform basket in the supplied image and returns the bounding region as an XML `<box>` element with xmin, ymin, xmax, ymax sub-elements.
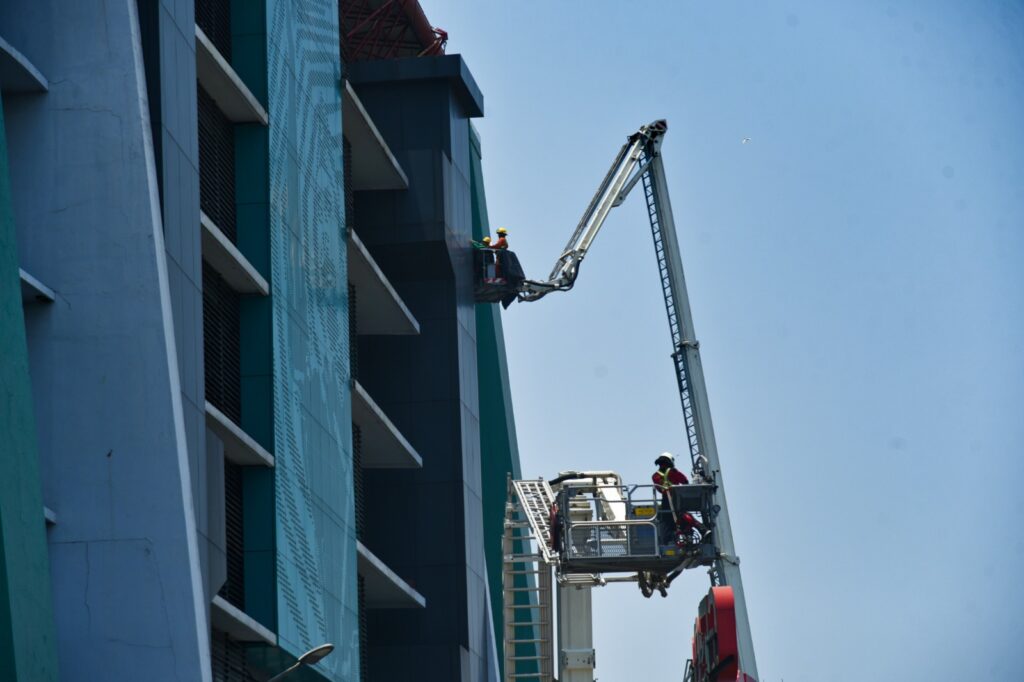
<box><xmin>471</xmin><ymin>236</ymin><xmax>495</xmax><ymax>280</ymax></box>
<box><xmin>652</xmin><ymin>452</ymin><xmax>697</xmax><ymax>546</ymax></box>
<box><xmin>491</xmin><ymin>227</ymin><xmax>510</xmax><ymax>281</ymax></box>
<box><xmin>491</xmin><ymin>227</ymin><xmax>509</xmax><ymax>249</ymax></box>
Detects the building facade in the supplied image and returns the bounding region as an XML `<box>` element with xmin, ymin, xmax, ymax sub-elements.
<box><xmin>0</xmin><ymin>0</ymin><xmax>520</xmax><ymax>680</ymax></box>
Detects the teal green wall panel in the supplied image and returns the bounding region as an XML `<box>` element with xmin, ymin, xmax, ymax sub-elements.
<box><xmin>470</xmin><ymin>124</ymin><xmax>529</xmax><ymax>676</ymax></box>
<box><xmin>265</xmin><ymin>1</ymin><xmax>357</xmax><ymax>681</ymax></box>
<box><xmin>232</xmin><ymin>0</ymin><xmax>279</xmax><ymax>646</ymax></box>
<box><xmin>0</xmin><ymin>95</ymin><xmax>59</xmax><ymax>682</ymax></box>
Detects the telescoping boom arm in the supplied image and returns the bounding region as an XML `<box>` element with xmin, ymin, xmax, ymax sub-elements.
<box><xmin>518</xmin><ymin>120</ymin><xmax>667</xmax><ymax>302</ymax></box>
<box><xmin>517</xmin><ymin>120</ymin><xmax>759</xmax><ymax>680</ymax></box>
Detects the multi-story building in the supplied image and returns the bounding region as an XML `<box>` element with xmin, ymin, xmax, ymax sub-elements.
<box><xmin>0</xmin><ymin>0</ymin><xmax>521</xmax><ymax>680</ymax></box>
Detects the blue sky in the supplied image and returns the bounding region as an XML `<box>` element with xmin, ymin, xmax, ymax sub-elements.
<box><xmin>424</xmin><ymin>1</ymin><xmax>1023</xmax><ymax>679</ymax></box>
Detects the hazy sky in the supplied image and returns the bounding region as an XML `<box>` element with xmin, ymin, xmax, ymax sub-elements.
<box><xmin>424</xmin><ymin>1</ymin><xmax>1023</xmax><ymax>679</ymax></box>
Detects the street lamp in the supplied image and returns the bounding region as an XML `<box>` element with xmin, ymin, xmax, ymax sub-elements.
<box><xmin>266</xmin><ymin>643</ymin><xmax>335</xmax><ymax>682</ymax></box>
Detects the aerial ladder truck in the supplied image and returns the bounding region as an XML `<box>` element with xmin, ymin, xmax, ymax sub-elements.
<box><xmin>483</xmin><ymin>121</ymin><xmax>758</xmax><ymax>682</ymax></box>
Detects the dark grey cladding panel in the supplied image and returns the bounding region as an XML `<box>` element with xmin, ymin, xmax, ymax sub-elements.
<box><xmin>348</xmin><ymin>54</ymin><xmax>483</xmax><ymax>118</ymax></box>
<box><xmin>353</xmin><ymin>238</ymin><xmax>453</xmax><ymax>280</ymax></box>
<box><xmin>367</xmin><ymin>644</ymin><xmax>458</xmax><ymax>681</ymax></box>
<box><xmin>369</xmin><ymin>563</ymin><xmax>461</xmax><ymax>642</ymax></box>
<box><xmin>351</xmin><ymin>52</ymin><xmax>492</xmax><ymax>681</ymax></box>
<box><xmin>349</xmin><ymin>56</ymin><xmax>481</xmax><ymax>251</ymax></box>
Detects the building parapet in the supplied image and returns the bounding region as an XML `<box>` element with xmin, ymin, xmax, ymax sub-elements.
<box><xmin>347</xmin><ymin>54</ymin><xmax>483</xmax><ymax>118</ymax></box>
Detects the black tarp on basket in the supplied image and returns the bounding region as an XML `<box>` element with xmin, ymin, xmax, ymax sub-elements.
<box><xmin>472</xmin><ymin>249</ymin><xmax>525</xmax><ymax>308</ymax></box>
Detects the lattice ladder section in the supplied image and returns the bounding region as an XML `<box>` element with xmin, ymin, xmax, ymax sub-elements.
<box><xmin>640</xmin><ymin>151</ymin><xmax>707</xmax><ymax>485</ymax></box>
<box><xmin>503</xmin><ymin>478</ymin><xmax>556</xmax><ymax>681</ymax></box>
<box><xmin>641</xmin><ymin>145</ymin><xmax>759</xmax><ymax>677</ymax></box>
<box><xmin>511</xmin><ymin>480</ymin><xmax>558</xmax><ymax>563</ymax></box>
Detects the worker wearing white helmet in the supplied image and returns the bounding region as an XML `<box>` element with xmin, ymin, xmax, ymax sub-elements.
<box><xmin>652</xmin><ymin>452</ymin><xmax>694</xmax><ymax>546</ymax></box>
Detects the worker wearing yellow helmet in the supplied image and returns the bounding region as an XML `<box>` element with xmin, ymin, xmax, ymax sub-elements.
<box><xmin>470</xmin><ymin>235</ymin><xmax>496</xmax><ymax>280</ymax></box>
<box><xmin>489</xmin><ymin>228</ymin><xmax>510</xmax><ymax>281</ymax></box>
<box><xmin>492</xmin><ymin>227</ymin><xmax>509</xmax><ymax>250</ymax></box>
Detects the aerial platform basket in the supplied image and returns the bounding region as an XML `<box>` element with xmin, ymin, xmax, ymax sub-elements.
<box><xmin>552</xmin><ymin>481</ymin><xmax>718</xmax><ymax>574</ymax></box>
<box><xmin>472</xmin><ymin>248</ymin><xmax>526</xmax><ymax>307</ymax></box>
<box><xmin>502</xmin><ymin>475</ymin><xmax>719</xmax><ymax>682</ymax></box>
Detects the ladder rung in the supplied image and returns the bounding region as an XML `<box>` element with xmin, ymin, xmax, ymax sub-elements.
<box><xmin>509</xmin><ymin>655</ymin><xmax>551</xmax><ymax>661</ymax></box>
<box><xmin>507</xmin><ymin>604</ymin><xmax>549</xmax><ymax>610</ymax></box>
<box><xmin>508</xmin><ymin>638</ymin><xmax>547</xmax><ymax>644</ymax></box>
<box><xmin>505</xmin><ymin>587</ymin><xmax>541</xmax><ymax>592</ymax></box>
<box><xmin>508</xmin><ymin>674</ymin><xmax>546</xmax><ymax>679</ymax></box>
<box><xmin>509</xmin><ymin>620</ymin><xmax>549</xmax><ymax>626</ymax></box>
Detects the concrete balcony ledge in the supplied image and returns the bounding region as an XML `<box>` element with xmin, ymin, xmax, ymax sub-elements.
<box><xmin>19</xmin><ymin>268</ymin><xmax>55</xmax><ymax>303</ymax></box>
<box><xmin>352</xmin><ymin>381</ymin><xmax>422</xmax><ymax>469</ymax></box>
<box><xmin>195</xmin><ymin>25</ymin><xmax>268</xmax><ymax>125</ymax></box>
<box><xmin>204</xmin><ymin>401</ymin><xmax>275</xmax><ymax>468</ymax></box>
<box><xmin>348</xmin><ymin>229</ymin><xmax>418</xmax><ymax>335</ymax></box>
<box><xmin>0</xmin><ymin>35</ymin><xmax>47</xmax><ymax>93</ymax></box>
<box><xmin>356</xmin><ymin>541</ymin><xmax>426</xmax><ymax>609</ymax></box>
<box><xmin>211</xmin><ymin>595</ymin><xmax>277</xmax><ymax>646</ymax></box>
<box><xmin>342</xmin><ymin>81</ymin><xmax>407</xmax><ymax>191</ymax></box>
<box><xmin>201</xmin><ymin>212</ymin><xmax>269</xmax><ymax>295</ymax></box>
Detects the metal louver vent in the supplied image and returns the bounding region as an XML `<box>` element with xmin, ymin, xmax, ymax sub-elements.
<box><xmin>353</xmin><ymin>424</ymin><xmax>364</xmax><ymax>541</ymax></box>
<box><xmin>219</xmin><ymin>459</ymin><xmax>245</xmax><ymax>609</ymax></box>
<box><xmin>358</xmin><ymin>574</ymin><xmax>368</xmax><ymax>682</ymax></box>
<box><xmin>211</xmin><ymin>631</ymin><xmax>256</xmax><ymax>681</ymax></box>
<box><xmin>198</xmin><ymin>85</ymin><xmax>237</xmax><ymax>242</ymax></box>
<box><xmin>203</xmin><ymin>263</ymin><xmax>242</xmax><ymax>423</ymax></box>
<box><xmin>343</xmin><ymin>135</ymin><xmax>354</xmax><ymax>226</ymax></box>
<box><xmin>349</xmin><ymin>283</ymin><xmax>358</xmax><ymax>381</ymax></box>
<box><xmin>195</xmin><ymin>0</ymin><xmax>232</xmax><ymax>58</ymax></box>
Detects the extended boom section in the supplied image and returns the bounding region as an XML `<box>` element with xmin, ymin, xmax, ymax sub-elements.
<box><xmin>638</xmin><ymin>131</ymin><xmax>758</xmax><ymax>680</ymax></box>
<box><xmin>502</xmin><ymin>120</ymin><xmax>758</xmax><ymax>682</ymax></box>
<box><xmin>518</xmin><ymin>120</ymin><xmax>668</xmax><ymax>302</ymax></box>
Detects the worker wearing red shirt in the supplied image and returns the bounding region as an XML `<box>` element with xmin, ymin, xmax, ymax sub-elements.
<box><xmin>653</xmin><ymin>452</ymin><xmax>689</xmax><ymax>490</ymax></box>
<box><xmin>491</xmin><ymin>227</ymin><xmax>509</xmax><ymax>249</ymax></box>
<box><xmin>652</xmin><ymin>452</ymin><xmax>697</xmax><ymax>546</ymax></box>
<box><xmin>491</xmin><ymin>227</ymin><xmax>509</xmax><ymax>281</ymax></box>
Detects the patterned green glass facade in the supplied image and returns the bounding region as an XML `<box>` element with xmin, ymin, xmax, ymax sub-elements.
<box><xmin>265</xmin><ymin>1</ymin><xmax>357</xmax><ymax>680</ymax></box>
<box><xmin>470</xmin><ymin>124</ymin><xmax>529</xmax><ymax>678</ymax></box>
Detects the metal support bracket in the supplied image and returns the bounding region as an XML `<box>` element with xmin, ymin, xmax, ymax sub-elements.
<box><xmin>718</xmin><ymin>553</ymin><xmax>741</xmax><ymax>567</ymax></box>
<box><xmin>560</xmin><ymin>649</ymin><xmax>596</xmax><ymax>671</ymax></box>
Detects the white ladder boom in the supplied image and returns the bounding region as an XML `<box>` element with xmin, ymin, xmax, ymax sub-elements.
<box><xmin>503</xmin><ymin>478</ymin><xmax>557</xmax><ymax>682</ymax></box>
